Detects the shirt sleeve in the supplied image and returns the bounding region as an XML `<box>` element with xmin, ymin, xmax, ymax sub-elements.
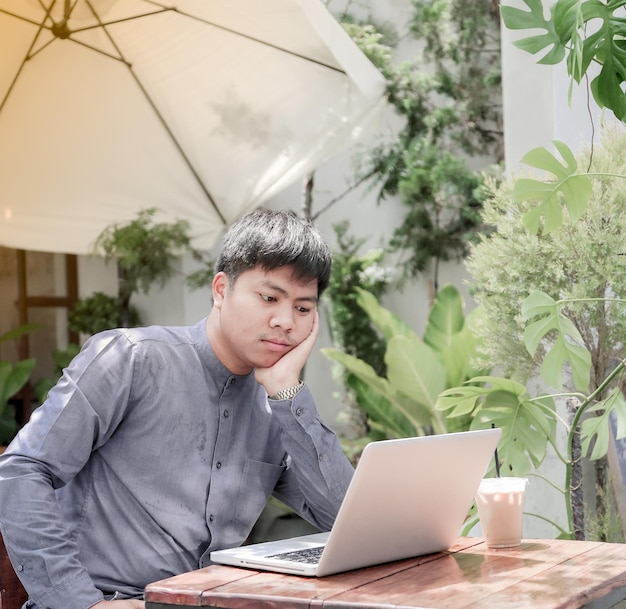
<box><xmin>0</xmin><ymin>331</ymin><xmax>135</xmax><ymax>609</ymax></box>
<box><xmin>268</xmin><ymin>384</ymin><xmax>354</xmax><ymax>531</ymax></box>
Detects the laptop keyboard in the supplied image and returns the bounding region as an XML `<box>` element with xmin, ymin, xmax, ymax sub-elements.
<box><xmin>265</xmin><ymin>545</ymin><xmax>325</xmax><ymax>564</ymax></box>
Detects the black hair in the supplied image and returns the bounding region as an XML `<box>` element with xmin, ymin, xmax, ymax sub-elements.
<box><xmin>215</xmin><ymin>208</ymin><xmax>332</xmax><ymax>295</ymax></box>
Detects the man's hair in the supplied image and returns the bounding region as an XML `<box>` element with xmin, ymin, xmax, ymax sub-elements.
<box><xmin>215</xmin><ymin>208</ymin><xmax>332</xmax><ymax>295</ymax></box>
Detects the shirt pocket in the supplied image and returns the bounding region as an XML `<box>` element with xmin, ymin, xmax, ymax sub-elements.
<box><xmin>234</xmin><ymin>458</ymin><xmax>285</xmax><ymax>529</ymax></box>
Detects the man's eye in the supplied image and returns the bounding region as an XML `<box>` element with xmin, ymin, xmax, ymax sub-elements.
<box><xmin>296</xmin><ymin>306</ymin><xmax>311</xmax><ymax>314</ymax></box>
<box><xmin>261</xmin><ymin>294</ymin><xmax>276</xmax><ymax>302</ymax></box>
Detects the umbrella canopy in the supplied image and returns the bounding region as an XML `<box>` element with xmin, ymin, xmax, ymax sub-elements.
<box><xmin>0</xmin><ymin>0</ymin><xmax>386</xmax><ymax>254</ymax></box>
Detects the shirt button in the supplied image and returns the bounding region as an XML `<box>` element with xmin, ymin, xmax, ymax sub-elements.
<box><xmin>223</xmin><ymin>410</ymin><xmax>229</xmax><ymax>418</ymax></box>
<box><xmin>230</xmin><ymin>378</ymin><xmax>236</xmax><ymax>385</ymax></box>
<box><xmin>295</xmin><ymin>408</ymin><xmax>303</xmax><ymax>416</ymax></box>
<box><xmin>17</xmin><ymin>565</ymin><xmax>23</xmax><ymax>572</ymax></box>
<box><xmin>216</xmin><ymin>462</ymin><xmax>222</xmax><ymax>469</ymax></box>
<box><xmin>209</xmin><ymin>514</ymin><xmax>214</xmax><ymax>522</ymax></box>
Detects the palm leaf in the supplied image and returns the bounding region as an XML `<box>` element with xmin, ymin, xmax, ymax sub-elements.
<box><xmin>355</xmin><ymin>288</ymin><xmax>416</xmax><ymax>341</ymax></box>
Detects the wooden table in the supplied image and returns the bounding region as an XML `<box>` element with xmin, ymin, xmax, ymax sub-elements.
<box><xmin>144</xmin><ymin>537</ymin><xmax>626</xmax><ymax>609</ymax></box>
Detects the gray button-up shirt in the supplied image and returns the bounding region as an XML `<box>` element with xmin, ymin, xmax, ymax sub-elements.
<box><xmin>0</xmin><ymin>319</ymin><xmax>354</xmax><ymax>609</ymax></box>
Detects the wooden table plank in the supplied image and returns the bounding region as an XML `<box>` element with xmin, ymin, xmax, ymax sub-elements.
<box><xmin>319</xmin><ymin>540</ymin><xmax>605</xmax><ymax>609</ymax></box>
<box><xmin>144</xmin><ymin>538</ymin><xmax>626</xmax><ymax>609</ymax></box>
<box><xmin>466</xmin><ymin>541</ymin><xmax>626</xmax><ymax>609</ymax></box>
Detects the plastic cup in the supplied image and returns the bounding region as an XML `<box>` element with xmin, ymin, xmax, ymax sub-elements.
<box><xmin>475</xmin><ymin>477</ymin><xmax>528</xmax><ymax>548</ymax></box>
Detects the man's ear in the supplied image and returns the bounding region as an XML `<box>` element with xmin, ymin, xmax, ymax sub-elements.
<box><xmin>212</xmin><ymin>272</ymin><xmax>229</xmax><ymax>307</ymax></box>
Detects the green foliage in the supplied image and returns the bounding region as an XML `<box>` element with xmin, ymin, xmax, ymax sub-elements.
<box><xmin>512</xmin><ymin>141</ymin><xmax>593</xmax><ymax>234</ymax></box>
<box><xmin>324</xmin><ymin>222</ymin><xmax>391</xmax><ymax>376</ymax></box>
<box><xmin>409</xmin><ymin>0</ymin><xmax>503</xmax><ymax>154</ymax></box>
<box><xmin>0</xmin><ymin>324</ymin><xmax>41</xmax><ymax>445</ymax></box>
<box><xmin>468</xmin><ymin>125</ymin><xmax>626</xmax><ymax>390</ymax></box>
<box><xmin>323</xmin><ymin>284</ymin><xmax>484</xmax><ymax>438</ymax></box>
<box><xmin>94</xmin><ymin>208</ymin><xmax>192</xmax><ymax>326</ymax></box>
<box><xmin>0</xmin><ymin>323</ymin><xmax>42</xmax><ymax>344</ymax></box>
<box><xmin>343</xmin><ymin>2</ymin><xmax>503</xmax><ymax>286</ymax></box>
<box><xmin>463</xmin><ymin>125</ymin><xmax>626</xmax><ymax>537</ymax></box>
<box><xmin>68</xmin><ymin>292</ymin><xmax>142</xmax><ymax>336</ymax></box>
<box><xmin>341</xmin><ymin>23</ymin><xmax>394</xmax><ymax>78</ymax></box>
<box><xmin>522</xmin><ymin>291</ymin><xmax>592</xmax><ymax>392</ymax></box>
<box><xmin>186</xmin><ymin>252</ymin><xmax>216</xmax><ymax>292</ymax></box>
<box><xmin>437</xmin><ymin>376</ymin><xmax>557</xmax><ymax>475</ymax></box>
<box><xmin>0</xmin><ymin>359</ymin><xmax>35</xmax><ymax>411</ymax></box>
<box><xmin>501</xmin><ymin>0</ymin><xmax>626</xmax><ymax>120</ymax></box>
<box><xmin>582</xmin><ymin>388</ymin><xmax>626</xmax><ymax>461</ymax></box>
<box><xmin>387</xmin><ymin>142</ymin><xmax>486</xmax><ymax>280</ymax></box>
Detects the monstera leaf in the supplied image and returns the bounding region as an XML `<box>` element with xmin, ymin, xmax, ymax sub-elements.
<box><xmin>436</xmin><ymin>376</ymin><xmax>556</xmax><ymax>475</ymax></box>
<box><xmin>501</xmin><ymin>0</ymin><xmax>569</xmax><ymax>64</ymax></box>
<box><xmin>581</xmin><ymin>388</ymin><xmax>626</xmax><ymax>461</ymax></box>
<box><xmin>512</xmin><ymin>141</ymin><xmax>593</xmax><ymax>234</ymax></box>
<box><xmin>522</xmin><ymin>291</ymin><xmax>591</xmax><ymax>392</ymax></box>
<box><xmin>501</xmin><ymin>0</ymin><xmax>626</xmax><ymax>120</ymax></box>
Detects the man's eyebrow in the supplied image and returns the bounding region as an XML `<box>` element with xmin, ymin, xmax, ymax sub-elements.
<box><xmin>261</xmin><ymin>281</ymin><xmax>318</xmax><ymax>303</ymax></box>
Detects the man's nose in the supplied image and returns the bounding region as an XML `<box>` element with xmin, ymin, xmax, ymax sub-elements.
<box><xmin>270</xmin><ymin>304</ymin><xmax>295</xmax><ymax>330</ymax></box>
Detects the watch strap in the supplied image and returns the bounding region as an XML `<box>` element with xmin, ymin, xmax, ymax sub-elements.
<box><xmin>269</xmin><ymin>381</ymin><xmax>304</xmax><ymax>401</ymax></box>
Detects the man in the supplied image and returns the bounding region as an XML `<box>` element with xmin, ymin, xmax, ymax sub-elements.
<box><xmin>0</xmin><ymin>209</ymin><xmax>354</xmax><ymax>609</ymax></box>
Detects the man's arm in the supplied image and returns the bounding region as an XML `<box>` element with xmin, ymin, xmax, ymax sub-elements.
<box><xmin>268</xmin><ymin>385</ymin><xmax>354</xmax><ymax>530</ymax></box>
<box><xmin>255</xmin><ymin>311</ymin><xmax>354</xmax><ymax>530</ymax></box>
<box><xmin>0</xmin><ymin>332</ymin><xmax>133</xmax><ymax>609</ymax></box>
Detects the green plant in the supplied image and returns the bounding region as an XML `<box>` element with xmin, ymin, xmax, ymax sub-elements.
<box><xmin>0</xmin><ymin>324</ymin><xmax>40</xmax><ymax>445</ymax></box>
<box><xmin>323</xmin><ymin>221</ymin><xmax>393</xmax><ymax>440</ymax></box>
<box><xmin>94</xmin><ymin>208</ymin><xmax>193</xmax><ymax>326</ymax></box>
<box><xmin>323</xmin><ymin>284</ymin><xmax>486</xmax><ymax>439</ymax></box>
<box><xmin>501</xmin><ymin>0</ymin><xmax>626</xmax><ymax>121</ymax></box>
<box><xmin>439</xmin><ymin>0</ymin><xmax>626</xmax><ymax>541</ymax></box>
<box><xmin>68</xmin><ymin>292</ymin><xmax>142</xmax><ymax>336</ymax></box>
<box><xmin>324</xmin><ymin>222</ymin><xmax>391</xmax><ymax>376</ymax></box>
<box><xmin>341</xmin><ymin>0</ymin><xmax>502</xmax><ymax>291</ymax></box>
<box><xmin>439</xmin><ymin>125</ymin><xmax>626</xmax><ymax>540</ymax></box>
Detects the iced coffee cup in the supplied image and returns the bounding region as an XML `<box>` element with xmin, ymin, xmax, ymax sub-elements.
<box><xmin>475</xmin><ymin>477</ymin><xmax>528</xmax><ymax>548</ymax></box>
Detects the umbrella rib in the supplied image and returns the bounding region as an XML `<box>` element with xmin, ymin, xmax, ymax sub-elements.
<box><xmin>64</xmin><ymin>8</ymin><xmax>171</xmax><ymax>34</ymax></box>
<box><xmin>144</xmin><ymin>1</ymin><xmax>348</xmax><ymax>75</ymax></box>
<box><xmin>128</xmin><ymin>67</ymin><xmax>228</xmax><ymax>225</ymax></box>
<box><xmin>68</xmin><ymin>2</ymin><xmax>348</xmax><ymax>75</ymax></box>
<box><xmin>0</xmin><ymin>9</ymin><xmax>56</xmax><ymax>112</ymax></box>
<box><xmin>86</xmin><ymin>0</ymin><xmax>227</xmax><ymax>226</ymax></box>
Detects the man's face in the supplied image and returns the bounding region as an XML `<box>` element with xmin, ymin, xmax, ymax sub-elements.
<box><xmin>210</xmin><ymin>265</ymin><xmax>318</xmax><ymax>374</ymax></box>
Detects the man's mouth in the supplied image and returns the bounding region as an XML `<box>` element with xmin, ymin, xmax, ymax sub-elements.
<box><xmin>262</xmin><ymin>338</ymin><xmax>293</xmax><ymax>352</ymax></box>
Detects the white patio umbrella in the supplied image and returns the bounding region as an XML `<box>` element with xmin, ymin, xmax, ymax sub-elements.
<box><xmin>0</xmin><ymin>0</ymin><xmax>386</xmax><ymax>254</ymax></box>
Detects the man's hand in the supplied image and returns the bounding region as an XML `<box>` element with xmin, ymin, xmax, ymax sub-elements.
<box><xmin>91</xmin><ymin>600</ymin><xmax>145</xmax><ymax>608</ymax></box>
<box><xmin>255</xmin><ymin>311</ymin><xmax>319</xmax><ymax>396</ymax></box>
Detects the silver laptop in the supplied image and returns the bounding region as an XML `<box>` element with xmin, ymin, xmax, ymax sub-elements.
<box><xmin>210</xmin><ymin>427</ymin><xmax>502</xmax><ymax>577</ymax></box>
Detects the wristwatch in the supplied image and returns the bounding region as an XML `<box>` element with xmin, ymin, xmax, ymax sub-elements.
<box><xmin>269</xmin><ymin>381</ymin><xmax>304</xmax><ymax>401</ymax></box>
